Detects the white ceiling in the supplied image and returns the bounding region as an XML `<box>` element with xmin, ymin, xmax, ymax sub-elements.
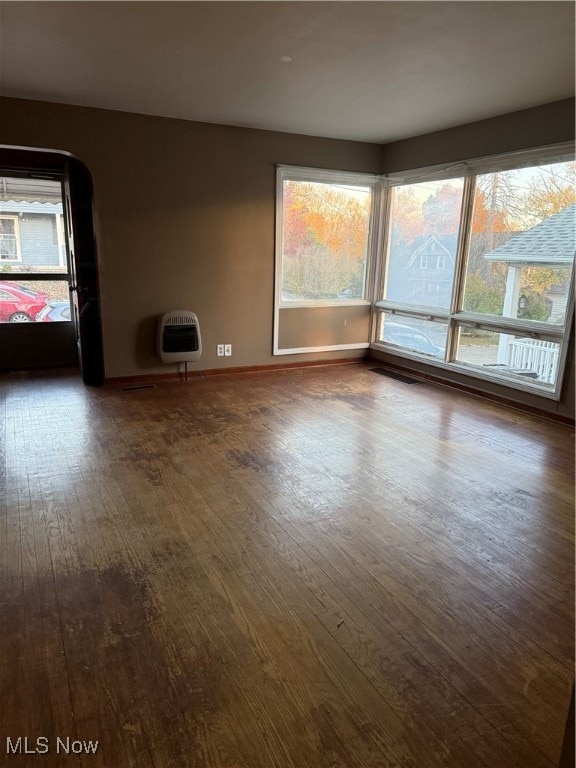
<box><xmin>0</xmin><ymin>2</ymin><xmax>574</xmax><ymax>144</ymax></box>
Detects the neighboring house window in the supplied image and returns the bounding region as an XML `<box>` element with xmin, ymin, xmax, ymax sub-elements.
<box><xmin>376</xmin><ymin>152</ymin><xmax>575</xmax><ymax>398</ymax></box>
<box><xmin>386</xmin><ymin>178</ymin><xmax>464</xmax><ymax>312</ymax></box>
<box><xmin>420</xmin><ymin>251</ymin><xmax>446</xmax><ymax>269</ymax></box>
<box><xmin>276</xmin><ymin>166</ymin><xmax>378</xmax><ymax>305</ymax></box>
<box><xmin>0</xmin><ymin>216</ymin><xmax>21</xmax><ymax>261</ymax></box>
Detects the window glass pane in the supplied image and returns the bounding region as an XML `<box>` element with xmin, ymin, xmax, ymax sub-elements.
<box><xmin>379</xmin><ymin>312</ymin><xmax>447</xmax><ymax>359</ymax></box>
<box><xmin>463</xmin><ymin>161</ymin><xmax>575</xmax><ymax>325</ymax></box>
<box><xmin>0</xmin><ymin>177</ymin><xmax>68</xmax><ymax>274</ymax></box>
<box><xmin>281</xmin><ymin>179</ymin><xmax>370</xmax><ymax>301</ymax></box>
<box><xmin>455</xmin><ymin>326</ymin><xmax>560</xmax><ymax>389</ymax></box>
<box><xmin>384</xmin><ymin>178</ymin><xmax>465</xmax><ymax>309</ymax></box>
<box><xmin>0</xmin><ymin>280</ymin><xmax>70</xmax><ymax>323</ymax></box>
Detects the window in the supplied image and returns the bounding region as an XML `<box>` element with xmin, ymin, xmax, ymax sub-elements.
<box><xmin>462</xmin><ymin>163</ymin><xmax>574</xmax><ymax>326</ymax></box>
<box><xmin>380</xmin><ymin>312</ymin><xmax>447</xmax><ymax>359</ymax></box>
<box><xmin>0</xmin><ymin>216</ymin><xmax>20</xmax><ymax>261</ymax></box>
<box><xmin>375</xmin><ymin>151</ymin><xmax>575</xmax><ymax>398</ymax></box>
<box><xmin>275</xmin><ymin>150</ymin><xmax>574</xmax><ymax>399</ymax></box>
<box><xmin>276</xmin><ymin>167</ymin><xmax>378</xmax><ymax>305</ymax></box>
<box><xmin>384</xmin><ymin>178</ymin><xmax>464</xmax><ymax>310</ymax></box>
<box><xmin>0</xmin><ymin>176</ymin><xmax>71</xmax><ymax>323</ymax></box>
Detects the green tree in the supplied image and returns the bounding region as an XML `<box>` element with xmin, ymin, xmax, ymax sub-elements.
<box><xmin>517</xmin><ymin>291</ymin><xmax>552</xmax><ymax>322</ymax></box>
<box><xmin>463</xmin><ymin>273</ymin><xmax>504</xmax><ymax>315</ymax></box>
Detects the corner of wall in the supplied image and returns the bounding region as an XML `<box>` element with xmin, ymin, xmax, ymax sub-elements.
<box><xmin>381</xmin><ymin>98</ymin><xmax>575</xmax><ymax>174</ymax></box>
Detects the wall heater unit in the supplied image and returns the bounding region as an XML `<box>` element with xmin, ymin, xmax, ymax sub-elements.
<box><xmin>157</xmin><ymin>311</ymin><xmax>202</xmax><ymax>369</ymax></box>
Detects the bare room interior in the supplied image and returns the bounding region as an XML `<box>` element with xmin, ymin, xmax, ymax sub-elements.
<box><xmin>0</xmin><ymin>2</ymin><xmax>574</xmax><ymax>767</ymax></box>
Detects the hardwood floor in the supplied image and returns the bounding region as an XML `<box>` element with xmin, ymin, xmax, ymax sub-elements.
<box><xmin>0</xmin><ymin>364</ymin><xmax>573</xmax><ymax>768</ymax></box>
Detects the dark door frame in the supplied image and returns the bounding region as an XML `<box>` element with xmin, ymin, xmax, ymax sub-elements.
<box><xmin>0</xmin><ymin>146</ymin><xmax>104</xmax><ymax>385</ymax></box>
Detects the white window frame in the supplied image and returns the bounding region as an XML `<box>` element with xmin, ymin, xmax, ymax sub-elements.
<box><xmin>274</xmin><ymin>165</ymin><xmax>381</xmax><ymax>355</ymax></box>
<box><xmin>0</xmin><ymin>215</ymin><xmax>22</xmax><ymax>262</ymax></box>
<box><xmin>372</xmin><ymin>142</ymin><xmax>575</xmax><ymax>401</ymax></box>
<box><xmin>275</xmin><ymin>166</ymin><xmax>380</xmax><ymax>308</ymax></box>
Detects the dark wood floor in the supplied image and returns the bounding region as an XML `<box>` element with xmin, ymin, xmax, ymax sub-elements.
<box><xmin>0</xmin><ymin>364</ymin><xmax>573</xmax><ymax>768</ymax></box>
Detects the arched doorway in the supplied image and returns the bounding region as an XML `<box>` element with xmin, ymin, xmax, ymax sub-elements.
<box><xmin>0</xmin><ymin>147</ymin><xmax>104</xmax><ymax>385</ymax></box>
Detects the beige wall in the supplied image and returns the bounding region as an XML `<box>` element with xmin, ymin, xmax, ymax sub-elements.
<box><xmin>0</xmin><ymin>97</ymin><xmax>381</xmax><ymax>378</ymax></box>
<box><xmin>277</xmin><ymin>305</ymin><xmax>370</xmax><ymax>350</ymax></box>
<box><xmin>1</xmin><ymin>96</ymin><xmax>573</xmax><ymax>417</ymax></box>
<box><xmin>381</xmin><ymin>98</ymin><xmax>575</xmax><ymax>173</ymax></box>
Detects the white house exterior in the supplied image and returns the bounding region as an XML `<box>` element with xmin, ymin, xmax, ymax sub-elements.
<box><xmin>484</xmin><ymin>204</ymin><xmax>575</xmax><ymax>383</ymax></box>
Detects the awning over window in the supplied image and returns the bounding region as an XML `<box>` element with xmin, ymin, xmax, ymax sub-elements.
<box><xmin>0</xmin><ymin>176</ymin><xmax>62</xmax><ymax>204</ymax></box>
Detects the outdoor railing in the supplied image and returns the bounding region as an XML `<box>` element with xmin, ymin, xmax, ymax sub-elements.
<box><xmin>506</xmin><ymin>338</ymin><xmax>559</xmax><ymax>384</ymax></box>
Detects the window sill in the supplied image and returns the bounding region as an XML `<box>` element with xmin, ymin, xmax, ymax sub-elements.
<box><xmin>280</xmin><ymin>299</ymin><xmax>371</xmax><ymax>309</ymax></box>
<box><xmin>370</xmin><ymin>341</ymin><xmax>561</xmax><ymax>401</ymax></box>
<box><xmin>275</xmin><ymin>342</ymin><xmax>370</xmax><ymax>355</ymax></box>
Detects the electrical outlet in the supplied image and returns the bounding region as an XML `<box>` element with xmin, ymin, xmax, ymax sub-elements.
<box><xmin>217</xmin><ymin>344</ymin><xmax>225</xmax><ymax>357</ymax></box>
<box><xmin>224</xmin><ymin>344</ymin><xmax>232</xmax><ymax>357</ymax></box>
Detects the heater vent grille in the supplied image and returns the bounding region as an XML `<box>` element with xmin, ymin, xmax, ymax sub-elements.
<box><xmin>163</xmin><ymin>324</ymin><xmax>199</xmax><ymax>354</ymax></box>
<box><xmin>165</xmin><ymin>313</ymin><xmax>195</xmax><ymax>326</ymax></box>
<box><xmin>157</xmin><ymin>310</ymin><xmax>202</xmax><ymax>364</ymax></box>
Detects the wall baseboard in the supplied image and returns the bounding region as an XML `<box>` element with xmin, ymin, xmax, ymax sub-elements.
<box><xmin>4</xmin><ymin>350</ymin><xmax>572</xmax><ymax>426</ymax></box>
<box><xmin>366</xmin><ymin>357</ymin><xmax>575</xmax><ymax>427</ymax></box>
<box><xmin>104</xmin><ymin>357</ymin><xmax>365</xmax><ymax>387</ymax></box>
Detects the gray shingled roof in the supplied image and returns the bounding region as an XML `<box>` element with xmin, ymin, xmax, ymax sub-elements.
<box><xmin>484</xmin><ymin>203</ymin><xmax>576</xmax><ymax>265</ymax></box>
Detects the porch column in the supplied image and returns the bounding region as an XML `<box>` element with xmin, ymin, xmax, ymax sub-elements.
<box><xmin>497</xmin><ymin>264</ymin><xmax>521</xmax><ymax>364</ymax></box>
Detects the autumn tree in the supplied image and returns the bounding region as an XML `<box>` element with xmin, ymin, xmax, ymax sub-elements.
<box><xmin>282</xmin><ymin>181</ymin><xmax>370</xmax><ymax>299</ymax></box>
<box><xmin>524</xmin><ymin>161</ymin><xmax>576</xmax><ymax>220</ymax></box>
<box><xmin>422</xmin><ymin>184</ymin><xmax>462</xmax><ymax>235</ymax></box>
<box><xmin>389</xmin><ymin>187</ymin><xmax>425</xmax><ymax>244</ymax></box>
<box><xmin>466</xmin><ymin>184</ymin><xmax>509</xmax><ymax>294</ymax></box>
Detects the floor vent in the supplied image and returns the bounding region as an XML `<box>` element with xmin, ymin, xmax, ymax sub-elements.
<box><xmin>369</xmin><ymin>368</ymin><xmax>421</xmax><ymax>384</ymax></box>
<box><xmin>120</xmin><ymin>384</ymin><xmax>157</xmax><ymax>392</ymax></box>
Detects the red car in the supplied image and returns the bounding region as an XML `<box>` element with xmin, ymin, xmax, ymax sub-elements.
<box><xmin>0</xmin><ymin>282</ymin><xmax>49</xmax><ymax>322</ymax></box>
